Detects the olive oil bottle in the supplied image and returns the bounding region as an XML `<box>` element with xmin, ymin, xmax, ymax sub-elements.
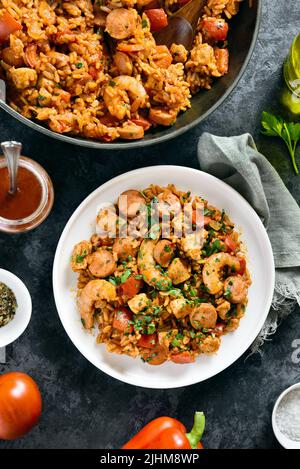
<box><xmin>281</xmin><ymin>33</ymin><xmax>300</xmax><ymax>117</ymax></box>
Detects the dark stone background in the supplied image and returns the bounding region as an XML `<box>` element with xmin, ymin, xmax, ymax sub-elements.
<box><xmin>0</xmin><ymin>0</ymin><xmax>300</xmax><ymax>449</ymax></box>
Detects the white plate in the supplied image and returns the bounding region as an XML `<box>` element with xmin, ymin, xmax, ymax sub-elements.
<box><xmin>53</xmin><ymin>166</ymin><xmax>275</xmax><ymax>389</ymax></box>
<box><xmin>0</xmin><ymin>269</ymin><xmax>32</xmax><ymax>347</ymax></box>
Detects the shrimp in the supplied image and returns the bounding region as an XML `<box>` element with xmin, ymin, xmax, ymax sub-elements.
<box><xmin>149</xmin><ymin>108</ymin><xmax>177</xmax><ymax>126</ymax></box>
<box><xmin>137</xmin><ymin>239</ymin><xmax>171</xmax><ymax>291</ymax></box>
<box><xmin>86</xmin><ymin>249</ymin><xmax>116</xmax><ymax>278</ymax></box>
<box><xmin>78</xmin><ymin>279</ymin><xmax>117</xmax><ymax>329</ymax></box>
<box><xmin>71</xmin><ymin>240</ymin><xmax>92</xmax><ymax>272</ymax></box>
<box><xmin>156</xmin><ymin>191</ymin><xmax>181</xmax><ymax>218</ymax></box>
<box><xmin>113</xmin><ymin>51</ymin><xmax>133</xmax><ymax>76</ymax></box>
<box><xmin>103</xmin><ymin>76</ymin><xmax>148</xmax><ymax>120</ymax></box>
<box><xmin>105</xmin><ymin>8</ymin><xmax>136</xmax><ymax>40</ymax></box>
<box><xmin>96</xmin><ymin>206</ymin><xmax>119</xmax><ymax>238</ymax></box>
<box><xmin>223</xmin><ymin>276</ymin><xmax>248</xmax><ymax>304</ymax></box>
<box><xmin>202</xmin><ymin>253</ymin><xmax>241</xmax><ymax>295</ymax></box>
<box><xmin>189</xmin><ymin>303</ymin><xmax>217</xmax><ymax>330</ymax></box>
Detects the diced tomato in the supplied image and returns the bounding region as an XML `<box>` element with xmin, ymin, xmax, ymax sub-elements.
<box><xmin>214</xmin><ymin>322</ymin><xmax>225</xmax><ymax>336</ymax></box>
<box><xmin>101</xmin><ymin>135</ymin><xmax>113</xmax><ymax>142</ymax></box>
<box><xmin>88</xmin><ymin>65</ymin><xmax>98</xmax><ymax>79</ymax></box>
<box><xmin>192</xmin><ymin>210</ymin><xmax>211</xmax><ymax>227</ymax></box>
<box><xmin>138</xmin><ymin>333</ymin><xmax>157</xmax><ymax>349</ymax></box>
<box><xmin>225</xmin><ymin>235</ymin><xmax>238</xmax><ymax>252</ymax></box>
<box><xmin>131</xmin><ymin>117</ymin><xmax>151</xmax><ymax>131</ymax></box>
<box><xmin>201</xmin><ymin>18</ymin><xmax>229</xmax><ymax>42</ymax></box>
<box><xmin>145</xmin><ymin>9</ymin><xmax>168</xmax><ymax>33</ymax></box>
<box><xmin>113</xmin><ymin>307</ymin><xmax>133</xmax><ymax>332</ymax></box>
<box><xmin>171</xmin><ymin>351</ymin><xmax>195</xmax><ymax>364</ymax></box>
<box><xmin>119</xmin><ymin>275</ymin><xmax>143</xmax><ymax>299</ymax></box>
<box><xmin>0</xmin><ymin>12</ymin><xmax>22</xmax><ymax>43</ymax></box>
<box><xmin>177</xmin><ymin>0</ymin><xmax>191</xmax><ymax>4</ymax></box>
<box><xmin>236</xmin><ymin>255</ymin><xmax>246</xmax><ymax>275</ymax></box>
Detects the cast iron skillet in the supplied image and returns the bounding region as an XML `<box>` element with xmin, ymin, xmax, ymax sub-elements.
<box><xmin>0</xmin><ymin>0</ymin><xmax>261</xmax><ymax>150</ymax></box>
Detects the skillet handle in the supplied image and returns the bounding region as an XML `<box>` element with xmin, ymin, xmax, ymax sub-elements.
<box><xmin>0</xmin><ymin>79</ymin><xmax>6</xmax><ymax>102</ymax></box>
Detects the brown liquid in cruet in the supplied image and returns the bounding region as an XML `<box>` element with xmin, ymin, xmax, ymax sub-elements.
<box><xmin>0</xmin><ymin>166</ymin><xmax>42</xmax><ymax>220</ymax></box>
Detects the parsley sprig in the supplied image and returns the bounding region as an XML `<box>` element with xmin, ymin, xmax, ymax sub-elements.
<box><xmin>261</xmin><ymin>111</ymin><xmax>300</xmax><ymax>175</ymax></box>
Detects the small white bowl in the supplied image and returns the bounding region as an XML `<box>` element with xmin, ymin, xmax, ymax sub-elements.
<box><xmin>272</xmin><ymin>383</ymin><xmax>300</xmax><ymax>449</ymax></box>
<box><xmin>0</xmin><ymin>268</ymin><xmax>32</xmax><ymax>347</ymax></box>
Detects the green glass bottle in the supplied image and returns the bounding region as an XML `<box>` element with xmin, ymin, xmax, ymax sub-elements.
<box><xmin>281</xmin><ymin>33</ymin><xmax>300</xmax><ymax>117</ymax></box>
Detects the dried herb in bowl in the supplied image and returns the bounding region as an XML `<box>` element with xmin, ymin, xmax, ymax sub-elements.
<box><xmin>0</xmin><ymin>282</ymin><xmax>17</xmax><ymax>327</ymax></box>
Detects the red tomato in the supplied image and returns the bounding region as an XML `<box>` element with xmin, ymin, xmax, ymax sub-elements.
<box><xmin>0</xmin><ymin>12</ymin><xmax>22</xmax><ymax>43</ymax></box>
<box><xmin>225</xmin><ymin>235</ymin><xmax>238</xmax><ymax>252</ymax></box>
<box><xmin>0</xmin><ymin>372</ymin><xmax>42</xmax><ymax>440</ymax></box>
<box><xmin>201</xmin><ymin>18</ymin><xmax>229</xmax><ymax>42</ymax></box>
<box><xmin>236</xmin><ymin>256</ymin><xmax>246</xmax><ymax>275</ymax></box>
<box><xmin>119</xmin><ymin>275</ymin><xmax>143</xmax><ymax>299</ymax></box>
<box><xmin>138</xmin><ymin>333</ymin><xmax>157</xmax><ymax>349</ymax></box>
<box><xmin>171</xmin><ymin>351</ymin><xmax>195</xmax><ymax>364</ymax></box>
<box><xmin>131</xmin><ymin>117</ymin><xmax>151</xmax><ymax>131</ymax></box>
<box><xmin>177</xmin><ymin>0</ymin><xmax>191</xmax><ymax>4</ymax></box>
<box><xmin>145</xmin><ymin>9</ymin><xmax>168</xmax><ymax>32</ymax></box>
<box><xmin>214</xmin><ymin>322</ymin><xmax>225</xmax><ymax>336</ymax></box>
<box><xmin>113</xmin><ymin>307</ymin><xmax>133</xmax><ymax>332</ymax></box>
<box><xmin>88</xmin><ymin>65</ymin><xmax>98</xmax><ymax>79</ymax></box>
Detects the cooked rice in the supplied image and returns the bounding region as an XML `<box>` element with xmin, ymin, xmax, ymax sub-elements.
<box><xmin>0</xmin><ymin>0</ymin><xmax>243</xmax><ymax>141</ymax></box>
<box><xmin>71</xmin><ymin>184</ymin><xmax>251</xmax><ymax>365</ymax></box>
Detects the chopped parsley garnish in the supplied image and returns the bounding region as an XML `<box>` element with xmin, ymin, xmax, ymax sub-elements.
<box><xmin>75</xmin><ymin>62</ymin><xmax>83</xmax><ymax>69</ymax></box>
<box><xmin>120</xmin><ymin>269</ymin><xmax>132</xmax><ymax>283</ymax></box>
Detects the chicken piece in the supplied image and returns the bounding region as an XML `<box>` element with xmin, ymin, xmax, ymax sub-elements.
<box><xmin>128</xmin><ymin>293</ymin><xmax>150</xmax><ymax>314</ymax></box>
<box><xmin>216</xmin><ymin>300</ymin><xmax>231</xmax><ymax>320</ymax></box>
<box><xmin>180</xmin><ymin>230</ymin><xmax>208</xmax><ymax>261</ymax></box>
<box><xmin>112</xmin><ymin>237</ymin><xmax>140</xmax><ymax>261</ymax></box>
<box><xmin>199</xmin><ymin>336</ymin><xmax>221</xmax><ymax>354</ymax></box>
<box><xmin>9</xmin><ymin>67</ymin><xmax>38</xmax><ymax>89</ymax></box>
<box><xmin>167</xmin><ymin>258</ymin><xmax>190</xmax><ymax>285</ymax></box>
<box><xmin>169</xmin><ymin>298</ymin><xmax>192</xmax><ymax>319</ymax></box>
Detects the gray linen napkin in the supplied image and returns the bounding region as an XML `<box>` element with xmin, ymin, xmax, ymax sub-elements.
<box><xmin>198</xmin><ymin>133</ymin><xmax>300</xmax><ymax>352</ymax></box>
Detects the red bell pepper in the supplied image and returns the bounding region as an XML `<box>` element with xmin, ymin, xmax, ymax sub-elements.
<box><xmin>123</xmin><ymin>412</ymin><xmax>205</xmax><ymax>449</ymax></box>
